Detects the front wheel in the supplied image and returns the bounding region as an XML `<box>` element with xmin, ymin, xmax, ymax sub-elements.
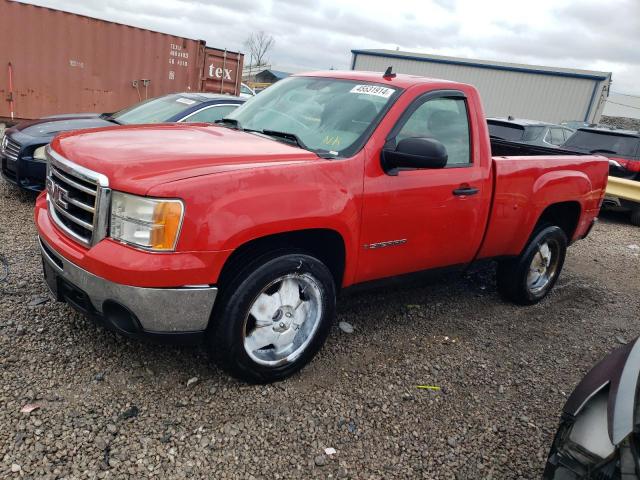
<box><xmin>497</xmin><ymin>225</ymin><xmax>567</xmax><ymax>305</ymax></box>
<box><xmin>208</xmin><ymin>252</ymin><xmax>336</xmax><ymax>383</ymax></box>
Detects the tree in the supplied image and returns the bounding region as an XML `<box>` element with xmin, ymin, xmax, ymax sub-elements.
<box><xmin>244</xmin><ymin>31</ymin><xmax>275</xmax><ymax>68</ymax></box>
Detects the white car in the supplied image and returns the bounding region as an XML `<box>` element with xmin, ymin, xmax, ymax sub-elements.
<box><xmin>239</xmin><ymin>83</ymin><xmax>256</xmax><ymax>98</ymax></box>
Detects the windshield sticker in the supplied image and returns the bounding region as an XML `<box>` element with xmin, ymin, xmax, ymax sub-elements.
<box><xmin>350</xmin><ymin>85</ymin><xmax>394</xmax><ymax>98</ymax></box>
<box><xmin>323</xmin><ymin>135</ymin><xmax>341</xmax><ymax>147</ymax></box>
<box><xmin>176</xmin><ymin>98</ymin><xmax>196</xmax><ymax>105</ymax></box>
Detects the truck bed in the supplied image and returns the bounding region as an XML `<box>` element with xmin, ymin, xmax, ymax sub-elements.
<box><xmin>490</xmin><ymin>137</ymin><xmax>582</xmax><ymax>157</ymax></box>
<box><xmin>478</xmin><ymin>151</ymin><xmax>608</xmax><ymax>260</ymax></box>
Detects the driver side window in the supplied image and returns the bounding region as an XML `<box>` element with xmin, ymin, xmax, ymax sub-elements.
<box><xmin>396</xmin><ymin>97</ymin><xmax>471</xmax><ymax>165</ymax></box>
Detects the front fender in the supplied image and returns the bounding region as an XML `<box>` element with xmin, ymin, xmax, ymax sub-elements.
<box><xmin>148</xmin><ymin>155</ymin><xmax>365</xmax><ymax>286</ymax></box>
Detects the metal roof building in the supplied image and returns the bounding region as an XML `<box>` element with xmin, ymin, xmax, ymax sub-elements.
<box><xmin>351</xmin><ymin>49</ymin><xmax>612</xmax><ymax>124</ymax></box>
<box><xmin>255</xmin><ymin>69</ymin><xmax>291</xmax><ymax>84</ymax></box>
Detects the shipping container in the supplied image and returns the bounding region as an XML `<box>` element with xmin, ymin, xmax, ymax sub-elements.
<box><xmin>352</xmin><ymin>49</ymin><xmax>612</xmax><ymax>124</ymax></box>
<box><xmin>201</xmin><ymin>48</ymin><xmax>243</xmax><ymax>96</ymax></box>
<box><xmin>0</xmin><ymin>0</ymin><xmax>243</xmax><ymax>121</ymax></box>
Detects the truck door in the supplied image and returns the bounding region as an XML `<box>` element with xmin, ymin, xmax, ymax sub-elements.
<box><xmin>356</xmin><ymin>90</ymin><xmax>491</xmax><ymax>283</ymax></box>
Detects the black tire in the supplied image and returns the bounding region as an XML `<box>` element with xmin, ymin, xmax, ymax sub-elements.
<box><xmin>630</xmin><ymin>207</ymin><xmax>640</xmax><ymax>227</ymax></box>
<box><xmin>207</xmin><ymin>251</ymin><xmax>336</xmax><ymax>383</ymax></box>
<box><xmin>497</xmin><ymin>225</ymin><xmax>567</xmax><ymax>305</ymax></box>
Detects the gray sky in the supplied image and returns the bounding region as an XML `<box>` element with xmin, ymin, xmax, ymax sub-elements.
<box><xmin>22</xmin><ymin>0</ymin><xmax>640</xmax><ymax>95</ymax></box>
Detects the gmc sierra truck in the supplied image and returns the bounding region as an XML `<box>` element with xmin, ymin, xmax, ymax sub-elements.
<box><xmin>35</xmin><ymin>71</ymin><xmax>608</xmax><ymax>383</ymax></box>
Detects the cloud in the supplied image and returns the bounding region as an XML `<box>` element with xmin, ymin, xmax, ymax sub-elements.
<box><xmin>19</xmin><ymin>0</ymin><xmax>640</xmax><ymax>95</ymax></box>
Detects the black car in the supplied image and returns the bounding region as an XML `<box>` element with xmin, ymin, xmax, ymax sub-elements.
<box><xmin>0</xmin><ymin>93</ymin><xmax>245</xmax><ymax>192</ymax></box>
<box><xmin>487</xmin><ymin>117</ymin><xmax>575</xmax><ymax>148</ymax></box>
<box><xmin>562</xmin><ymin>127</ymin><xmax>640</xmax><ymax>180</ymax></box>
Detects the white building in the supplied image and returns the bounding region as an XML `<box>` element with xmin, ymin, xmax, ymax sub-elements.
<box><xmin>351</xmin><ymin>49</ymin><xmax>612</xmax><ymax>124</ymax></box>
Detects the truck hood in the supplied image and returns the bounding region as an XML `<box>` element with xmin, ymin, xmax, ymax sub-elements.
<box><xmin>52</xmin><ymin>123</ymin><xmax>320</xmax><ymax>194</ymax></box>
<box><xmin>12</xmin><ymin>113</ymin><xmax>114</xmax><ymax>139</ymax></box>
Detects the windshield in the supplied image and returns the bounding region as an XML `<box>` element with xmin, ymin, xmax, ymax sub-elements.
<box><xmin>225</xmin><ymin>76</ymin><xmax>401</xmax><ymax>156</ymax></box>
<box><xmin>563</xmin><ymin>130</ymin><xmax>639</xmax><ymax>156</ymax></box>
<box><xmin>523</xmin><ymin>126</ymin><xmax>544</xmax><ymax>141</ymax></box>
<box><xmin>487</xmin><ymin>121</ymin><xmax>524</xmax><ymax>141</ymax></box>
<box><xmin>112</xmin><ymin>95</ymin><xmax>203</xmax><ymax>124</ymax></box>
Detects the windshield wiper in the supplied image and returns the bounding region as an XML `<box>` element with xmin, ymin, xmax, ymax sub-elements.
<box><xmin>253</xmin><ymin>129</ymin><xmax>339</xmax><ymax>159</ymax></box>
<box><xmin>215</xmin><ymin>118</ymin><xmax>243</xmax><ymax>130</ymax></box>
<box><xmin>261</xmin><ymin>129</ymin><xmax>310</xmax><ymax>150</ymax></box>
<box><xmin>214</xmin><ymin>124</ymin><xmax>339</xmax><ymax>159</ymax></box>
<box><xmin>100</xmin><ymin>113</ymin><xmax>122</xmax><ymax>125</ymax></box>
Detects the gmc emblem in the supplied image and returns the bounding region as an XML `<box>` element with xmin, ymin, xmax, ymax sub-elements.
<box><xmin>51</xmin><ymin>182</ymin><xmax>70</xmax><ymax>210</ymax></box>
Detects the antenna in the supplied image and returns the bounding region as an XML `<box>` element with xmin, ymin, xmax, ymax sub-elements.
<box><xmin>383</xmin><ymin>66</ymin><xmax>396</xmax><ymax>79</ymax></box>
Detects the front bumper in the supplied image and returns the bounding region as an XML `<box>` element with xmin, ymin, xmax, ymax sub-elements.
<box><xmin>1</xmin><ymin>153</ymin><xmax>46</xmax><ymax>192</ymax></box>
<box><xmin>39</xmin><ymin>236</ymin><xmax>218</xmax><ymax>341</ymax></box>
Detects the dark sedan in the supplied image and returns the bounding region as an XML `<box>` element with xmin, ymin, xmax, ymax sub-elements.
<box><xmin>0</xmin><ymin>93</ymin><xmax>244</xmax><ymax>192</ymax></box>
<box><xmin>487</xmin><ymin>117</ymin><xmax>575</xmax><ymax>148</ymax></box>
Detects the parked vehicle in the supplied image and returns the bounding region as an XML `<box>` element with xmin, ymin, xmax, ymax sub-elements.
<box><xmin>563</xmin><ymin>127</ymin><xmax>640</xmax><ymax>179</ymax></box>
<box><xmin>561</xmin><ymin>120</ymin><xmax>595</xmax><ymax>130</ymax></box>
<box><xmin>563</xmin><ymin>127</ymin><xmax>640</xmax><ymax>225</ymax></box>
<box><xmin>488</xmin><ymin>117</ymin><xmax>575</xmax><ymax>147</ymax></box>
<box><xmin>35</xmin><ymin>71</ymin><xmax>608</xmax><ymax>383</ymax></box>
<box><xmin>544</xmin><ymin>337</ymin><xmax>640</xmax><ymax>479</ymax></box>
<box><xmin>239</xmin><ymin>83</ymin><xmax>256</xmax><ymax>98</ymax></box>
<box><xmin>1</xmin><ymin>93</ymin><xmax>244</xmax><ymax>192</ymax></box>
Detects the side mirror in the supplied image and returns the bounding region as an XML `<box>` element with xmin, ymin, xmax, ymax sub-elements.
<box><xmin>382</xmin><ymin>137</ymin><xmax>448</xmax><ymax>175</ymax></box>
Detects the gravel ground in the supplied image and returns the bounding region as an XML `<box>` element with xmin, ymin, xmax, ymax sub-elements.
<box><xmin>600</xmin><ymin>115</ymin><xmax>640</xmax><ymax>131</ymax></box>
<box><xmin>1</xmin><ymin>179</ymin><xmax>639</xmax><ymax>479</ymax></box>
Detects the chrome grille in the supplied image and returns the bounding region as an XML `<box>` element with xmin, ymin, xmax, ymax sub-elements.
<box><xmin>2</xmin><ymin>136</ymin><xmax>21</xmax><ymax>161</ymax></box>
<box><xmin>45</xmin><ymin>148</ymin><xmax>111</xmax><ymax>247</ymax></box>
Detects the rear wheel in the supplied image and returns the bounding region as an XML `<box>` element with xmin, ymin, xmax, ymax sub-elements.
<box><xmin>208</xmin><ymin>252</ymin><xmax>336</xmax><ymax>383</ymax></box>
<box><xmin>497</xmin><ymin>225</ymin><xmax>567</xmax><ymax>305</ymax></box>
<box><xmin>630</xmin><ymin>207</ymin><xmax>640</xmax><ymax>227</ymax></box>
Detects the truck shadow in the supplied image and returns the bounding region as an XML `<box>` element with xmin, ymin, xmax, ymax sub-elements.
<box><xmin>45</xmin><ymin>257</ymin><xmax>608</xmax><ymax>390</ymax></box>
<box><xmin>53</xmin><ymin>264</ymin><xmax>500</xmax><ymax>386</ymax></box>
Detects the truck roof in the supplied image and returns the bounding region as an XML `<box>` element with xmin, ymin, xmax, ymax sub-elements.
<box><xmin>295</xmin><ymin>70</ymin><xmax>466</xmax><ymax>89</ymax></box>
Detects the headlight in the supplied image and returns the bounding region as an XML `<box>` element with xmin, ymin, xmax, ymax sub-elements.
<box><xmin>33</xmin><ymin>145</ymin><xmax>48</xmax><ymax>162</ymax></box>
<box><xmin>110</xmin><ymin>191</ymin><xmax>184</xmax><ymax>251</ymax></box>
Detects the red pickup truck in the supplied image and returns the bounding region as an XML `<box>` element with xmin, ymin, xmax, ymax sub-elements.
<box><xmin>35</xmin><ymin>71</ymin><xmax>608</xmax><ymax>382</ymax></box>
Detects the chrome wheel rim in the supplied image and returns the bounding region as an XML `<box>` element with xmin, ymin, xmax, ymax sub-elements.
<box><xmin>243</xmin><ymin>273</ymin><xmax>323</xmax><ymax>367</ymax></box>
<box><xmin>527</xmin><ymin>240</ymin><xmax>560</xmax><ymax>295</ymax></box>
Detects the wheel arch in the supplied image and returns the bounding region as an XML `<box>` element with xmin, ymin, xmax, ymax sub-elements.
<box><xmin>531</xmin><ymin>201</ymin><xmax>582</xmax><ymax>245</ymax></box>
<box><xmin>216</xmin><ymin>228</ymin><xmax>347</xmax><ymax>293</ymax></box>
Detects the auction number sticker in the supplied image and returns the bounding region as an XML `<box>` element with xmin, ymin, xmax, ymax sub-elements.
<box><xmin>176</xmin><ymin>98</ymin><xmax>196</xmax><ymax>105</ymax></box>
<box><xmin>350</xmin><ymin>84</ymin><xmax>394</xmax><ymax>98</ymax></box>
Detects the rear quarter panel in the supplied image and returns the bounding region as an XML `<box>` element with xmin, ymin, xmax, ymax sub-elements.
<box><xmin>477</xmin><ymin>155</ymin><xmax>608</xmax><ymax>259</ymax></box>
